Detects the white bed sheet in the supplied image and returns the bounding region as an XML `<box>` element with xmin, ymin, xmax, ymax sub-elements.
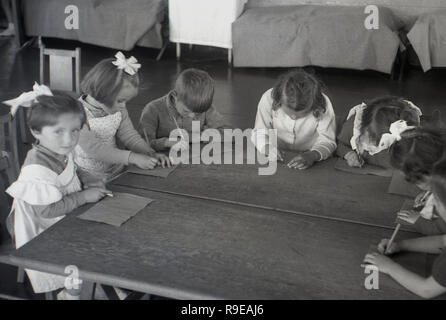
<box><xmin>169</xmin><ymin>0</ymin><xmax>248</xmax><ymax>49</ymax></box>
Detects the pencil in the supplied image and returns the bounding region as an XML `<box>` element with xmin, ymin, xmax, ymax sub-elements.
<box><xmin>385</xmin><ymin>223</ymin><xmax>401</xmax><ymax>254</ymax></box>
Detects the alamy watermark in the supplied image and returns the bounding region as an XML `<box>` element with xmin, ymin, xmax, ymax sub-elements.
<box><xmin>167</xmin><ymin>121</ymin><xmax>279</xmax><ymax>176</ymax></box>
<box><xmin>64</xmin><ymin>265</ymin><xmax>81</xmax><ymax>290</ymax></box>
<box><xmin>364</xmin><ymin>264</ymin><xmax>379</xmax><ymax>290</ymax></box>
<box><xmin>364</xmin><ymin>5</ymin><xmax>379</xmax><ymax>30</ymax></box>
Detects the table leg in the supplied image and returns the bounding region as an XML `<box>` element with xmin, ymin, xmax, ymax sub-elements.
<box><xmin>228</xmin><ymin>49</ymin><xmax>232</xmax><ymax>65</ymax></box>
<box><xmin>79</xmin><ymin>281</ymin><xmax>95</xmax><ymax>300</ymax></box>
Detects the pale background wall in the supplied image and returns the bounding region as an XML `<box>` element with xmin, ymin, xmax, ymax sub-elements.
<box><xmin>246</xmin><ymin>0</ymin><xmax>446</xmax><ymax>25</ymax></box>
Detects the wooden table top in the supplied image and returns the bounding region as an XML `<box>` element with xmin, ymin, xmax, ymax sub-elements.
<box><xmin>0</xmin><ymin>186</ymin><xmax>427</xmax><ymax>299</ymax></box>
<box><xmin>113</xmin><ymin>157</ymin><xmax>408</xmax><ymax>229</ymax></box>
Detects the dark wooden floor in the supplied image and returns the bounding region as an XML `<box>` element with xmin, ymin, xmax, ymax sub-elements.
<box><xmin>1</xmin><ymin>36</ymin><xmax>446</xmax><ymax>299</ymax></box>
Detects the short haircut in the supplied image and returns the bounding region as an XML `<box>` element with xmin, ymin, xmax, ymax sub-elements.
<box><xmin>271</xmin><ymin>69</ymin><xmax>326</xmax><ymax>118</ymax></box>
<box><xmin>432</xmin><ymin>159</ymin><xmax>446</xmax><ymax>209</ymax></box>
<box><xmin>27</xmin><ymin>94</ymin><xmax>87</xmax><ymax>132</ymax></box>
<box><xmin>390</xmin><ymin>127</ymin><xmax>446</xmax><ymax>183</ymax></box>
<box><xmin>361</xmin><ymin>96</ymin><xmax>421</xmax><ymax>146</ymax></box>
<box><xmin>81</xmin><ymin>58</ymin><xmax>140</xmax><ymax>106</ymax></box>
<box><xmin>174</xmin><ymin>68</ymin><xmax>214</xmax><ymax>113</ymax></box>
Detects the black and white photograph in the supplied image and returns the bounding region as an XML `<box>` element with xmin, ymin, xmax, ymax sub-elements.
<box><xmin>0</xmin><ymin>0</ymin><xmax>446</xmax><ymax>307</ymax></box>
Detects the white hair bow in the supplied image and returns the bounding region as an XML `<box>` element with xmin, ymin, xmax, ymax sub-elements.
<box><xmin>377</xmin><ymin>120</ymin><xmax>415</xmax><ymax>150</ymax></box>
<box><xmin>2</xmin><ymin>82</ymin><xmax>53</xmax><ymax>116</ymax></box>
<box><xmin>112</xmin><ymin>51</ymin><xmax>141</xmax><ymax>76</ymax></box>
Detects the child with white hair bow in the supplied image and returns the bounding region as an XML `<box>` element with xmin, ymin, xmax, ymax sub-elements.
<box><xmin>75</xmin><ymin>52</ymin><xmax>171</xmax><ymax>181</ymax></box>
<box><xmin>3</xmin><ymin>86</ymin><xmax>111</xmax><ymax>299</ymax></box>
<box><xmin>337</xmin><ymin>96</ymin><xmax>422</xmax><ymax>169</ymax></box>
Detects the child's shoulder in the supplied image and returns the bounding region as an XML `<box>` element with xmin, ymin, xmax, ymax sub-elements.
<box><xmin>7</xmin><ymin>157</ymin><xmax>62</xmax><ymax>205</ymax></box>
<box><xmin>23</xmin><ymin>148</ymin><xmax>60</xmax><ymax>173</ymax></box>
<box><xmin>144</xmin><ymin>95</ymin><xmax>169</xmax><ymax>112</ymax></box>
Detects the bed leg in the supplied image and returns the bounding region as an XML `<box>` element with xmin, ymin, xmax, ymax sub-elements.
<box><xmin>156</xmin><ymin>42</ymin><xmax>169</xmax><ymax>61</ymax></box>
<box><xmin>228</xmin><ymin>49</ymin><xmax>232</xmax><ymax>65</ymax></box>
<box><xmin>176</xmin><ymin>43</ymin><xmax>181</xmax><ymax>60</ymax></box>
<box><xmin>398</xmin><ymin>49</ymin><xmax>408</xmax><ymax>82</ymax></box>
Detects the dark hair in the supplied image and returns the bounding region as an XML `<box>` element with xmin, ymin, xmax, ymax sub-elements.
<box><xmin>432</xmin><ymin>159</ymin><xmax>446</xmax><ymax>209</ymax></box>
<box><xmin>173</xmin><ymin>68</ymin><xmax>214</xmax><ymax>113</ymax></box>
<box><xmin>361</xmin><ymin>96</ymin><xmax>420</xmax><ymax>146</ymax></box>
<box><xmin>27</xmin><ymin>94</ymin><xmax>87</xmax><ymax>132</ymax></box>
<box><xmin>390</xmin><ymin>127</ymin><xmax>446</xmax><ymax>184</ymax></box>
<box><xmin>271</xmin><ymin>69</ymin><xmax>326</xmax><ymax>118</ymax></box>
<box><xmin>81</xmin><ymin>57</ymin><xmax>140</xmax><ymax>106</ymax></box>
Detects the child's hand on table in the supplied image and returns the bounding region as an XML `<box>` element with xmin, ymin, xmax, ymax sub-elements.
<box><xmin>155</xmin><ymin>153</ymin><xmax>171</xmax><ymax>168</ymax></box>
<box><xmin>81</xmin><ymin>187</ymin><xmax>112</xmax><ymax>203</ymax></box>
<box><xmin>287</xmin><ymin>151</ymin><xmax>320</xmax><ymax>170</ymax></box>
<box><xmin>377</xmin><ymin>238</ymin><xmax>401</xmax><ymax>255</ymax></box>
<box><xmin>129</xmin><ymin>152</ymin><xmax>158</xmax><ymax>170</ymax></box>
<box><xmin>397</xmin><ymin>210</ymin><xmax>420</xmax><ymax>225</ymax></box>
<box><xmin>363</xmin><ymin>252</ymin><xmax>398</xmax><ymax>275</ymax></box>
<box><xmin>344</xmin><ymin>151</ymin><xmax>364</xmax><ymax>168</ymax></box>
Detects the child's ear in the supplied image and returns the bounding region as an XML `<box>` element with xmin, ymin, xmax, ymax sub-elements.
<box><xmin>30</xmin><ymin>129</ymin><xmax>40</xmax><ymax>139</ymax></box>
<box><xmin>169</xmin><ymin>90</ymin><xmax>178</xmax><ymax>104</ymax></box>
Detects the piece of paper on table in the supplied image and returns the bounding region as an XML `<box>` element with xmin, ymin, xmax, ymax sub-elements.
<box><xmin>388</xmin><ymin>170</ymin><xmax>420</xmax><ymax>198</ymax></box>
<box><xmin>127</xmin><ymin>165</ymin><xmax>177</xmax><ymax>178</ymax></box>
<box><xmin>78</xmin><ymin>192</ymin><xmax>153</xmax><ymax>227</ymax></box>
<box><xmin>334</xmin><ymin>158</ymin><xmax>393</xmax><ymax>177</ymax></box>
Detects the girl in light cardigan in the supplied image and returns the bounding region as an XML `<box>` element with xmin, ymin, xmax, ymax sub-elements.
<box><xmin>251</xmin><ymin>69</ymin><xmax>336</xmax><ymax>169</ymax></box>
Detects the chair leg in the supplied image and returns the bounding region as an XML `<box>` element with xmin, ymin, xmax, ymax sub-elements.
<box><xmin>17</xmin><ymin>267</ymin><xmax>25</xmax><ymax>283</ymax></box>
<box><xmin>399</xmin><ymin>50</ymin><xmax>408</xmax><ymax>82</ymax></box>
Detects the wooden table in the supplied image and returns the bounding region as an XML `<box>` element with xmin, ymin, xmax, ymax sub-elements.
<box><xmin>113</xmin><ymin>157</ymin><xmax>409</xmax><ymax>230</ymax></box>
<box><xmin>0</xmin><ymin>186</ymin><xmax>430</xmax><ymax>299</ymax></box>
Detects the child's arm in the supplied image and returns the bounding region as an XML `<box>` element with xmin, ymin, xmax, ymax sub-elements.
<box><xmin>251</xmin><ymin>90</ymin><xmax>274</xmax><ymax>154</ymax></box>
<box><xmin>139</xmin><ymin>103</ymin><xmax>170</xmax><ymax>151</ymax></box>
<box><xmin>312</xmin><ymin>96</ymin><xmax>337</xmax><ymax>160</ymax></box>
<box><xmin>78</xmin><ymin>126</ymin><xmax>132</xmax><ymax>165</ymax></box>
<box><xmin>398</xmin><ymin>235</ymin><xmax>446</xmax><ymax>254</ymax></box>
<box><xmin>31</xmin><ymin>187</ymin><xmax>112</xmax><ymax>219</ymax></box>
<box><xmin>364</xmin><ymin>253</ymin><xmax>446</xmax><ymax>299</ymax></box>
<box><xmin>31</xmin><ymin>193</ymin><xmax>88</xmax><ymax>219</ymax></box>
<box><xmin>117</xmin><ymin>107</ymin><xmax>157</xmax><ymax>157</ymax></box>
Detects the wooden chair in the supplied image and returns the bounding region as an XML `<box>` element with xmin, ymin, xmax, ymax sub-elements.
<box><xmin>18</xmin><ymin>39</ymin><xmax>82</xmax><ymax>144</ymax></box>
<box><xmin>0</xmin><ymin>113</ymin><xmax>20</xmax><ymax>177</ymax></box>
<box><xmin>0</xmin><ymin>112</ymin><xmax>24</xmax><ymax>283</ymax></box>
<box><xmin>39</xmin><ymin>39</ymin><xmax>81</xmax><ymax>93</ymax></box>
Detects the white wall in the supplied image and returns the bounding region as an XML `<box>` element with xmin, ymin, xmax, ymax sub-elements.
<box><xmin>246</xmin><ymin>0</ymin><xmax>446</xmax><ymax>25</ymax></box>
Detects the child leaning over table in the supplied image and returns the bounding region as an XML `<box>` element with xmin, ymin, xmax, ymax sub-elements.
<box><xmin>4</xmin><ymin>87</ymin><xmax>111</xmax><ymax>299</ymax></box>
<box><xmin>76</xmin><ymin>52</ymin><xmax>170</xmax><ymax>182</ymax></box>
<box><xmin>139</xmin><ymin>68</ymin><xmax>229</xmax><ymax>152</ymax></box>
<box><xmin>364</xmin><ymin>159</ymin><xmax>446</xmax><ymax>299</ymax></box>
<box><xmin>337</xmin><ymin>96</ymin><xmax>422</xmax><ymax>168</ymax></box>
<box><xmin>251</xmin><ymin>69</ymin><xmax>337</xmax><ymax>169</ymax></box>
<box><xmin>390</xmin><ymin>127</ymin><xmax>446</xmax><ymax>235</ymax></box>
